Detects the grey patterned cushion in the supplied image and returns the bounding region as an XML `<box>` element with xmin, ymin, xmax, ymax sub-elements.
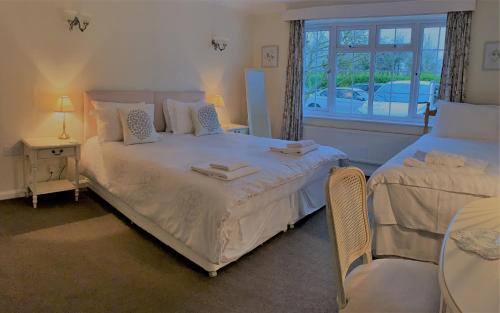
<box><xmin>118</xmin><ymin>106</ymin><xmax>159</xmax><ymax>145</ymax></box>
<box><xmin>190</xmin><ymin>103</ymin><xmax>223</xmax><ymax>136</ymax></box>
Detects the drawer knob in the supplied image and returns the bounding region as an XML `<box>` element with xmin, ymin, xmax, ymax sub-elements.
<box><xmin>51</xmin><ymin>149</ymin><xmax>63</xmax><ymax>155</ymax></box>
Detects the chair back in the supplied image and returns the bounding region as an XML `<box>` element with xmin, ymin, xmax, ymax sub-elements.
<box><xmin>325</xmin><ymin>167</ymin><xmax>372</xmax><ymax>309</ymax></box>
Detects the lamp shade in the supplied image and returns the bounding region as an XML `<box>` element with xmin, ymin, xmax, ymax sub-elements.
<box><xmin>206</xmin><ymin>94</ymin><xmax>225</xmax><ymax>107</ymax></box>
<box><xmin>55</xmin><ymin>96</ymin><xmax>74</xmax><ymax>113</ymax></box>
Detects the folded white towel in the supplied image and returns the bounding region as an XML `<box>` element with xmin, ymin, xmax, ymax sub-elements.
<box><xmin>404</xmin><ymin>156</ymin><xmax>488</xmax><ymax>175</ymax></box>
<box><xmin>425</xmin><ymin>150</ymin><xmax>466</xmax><ymax>168</ymax></box>
<box><xmin>209</xmin><ymin>161</ymin><xmax>249</xmax><ymax>172</ymax></box>
<box><xmin>270</xmin><ymin>144</ymin><xmax>319</xmax><ymax>156</ymax></box>
<box><xmin>191</xmin><ymin>163</ymin><xmax>259</xmax><ymax>181</ymax></box>
<box><xmin>286</xmin><ymin>140</ymin><xmax>316</xmax><ymax>149</ymax></box>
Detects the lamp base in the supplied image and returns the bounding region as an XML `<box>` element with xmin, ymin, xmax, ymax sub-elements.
<box><xmin>58</xmin><ymin>131</ymin><xmax>70</xmax><ymax>140</ymax></box>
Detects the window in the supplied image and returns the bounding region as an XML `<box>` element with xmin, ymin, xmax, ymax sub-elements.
<box><xmin>303</xmin><ymin>16</ymin><xmax>446</xmax><ymax>122</ymax></box>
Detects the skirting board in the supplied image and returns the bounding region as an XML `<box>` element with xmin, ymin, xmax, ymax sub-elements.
<box><xmin>0</xmin><ymin>188</ymin><xmax>26</xmax><ymax>201</ymax></box>
<box><xmin>0</xmin><ymin>176</ymin><xmax>90</xmax><ymax>201</ymax></box>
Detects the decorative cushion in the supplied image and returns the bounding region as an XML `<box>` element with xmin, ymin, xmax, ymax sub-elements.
<box><xmin>190</xmin><ymin>103</ymin><xmax>223</xmax><ymax>136</ymax></box>
<box><xmin>432</xmin><ymin>101</ymin><xmax>499</xmax><ymax>142</ymax></box>
<box><xmin>118</xmin><ymin>107</ymin><xmax>159</xmax><ymax>145</ymax></box>
<box><xmin>165</xmin><ymin>99</ymin><xmax>199</xmax><ymax>134</ymax></box>
<box><xmin>92</xmin><ymin>101</ymin><xmax>147</xmax><ymax>142</ymax></box>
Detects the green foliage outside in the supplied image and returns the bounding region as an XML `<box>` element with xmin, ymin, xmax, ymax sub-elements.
<box><xmin>304</xmin><ymin>72</ymin><xmax>440</xmax><ymax>97</ymax></box>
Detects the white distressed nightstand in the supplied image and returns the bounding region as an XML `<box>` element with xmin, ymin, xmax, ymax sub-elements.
<box><xmin>222</xmin><ymin>123</ymin><xmax>249</xmax><ymax>135</ymax></box>
<box><xmin>22</xmin><ymin>137</ymin><xmax>81</xmax><ymax>208</ymax></box>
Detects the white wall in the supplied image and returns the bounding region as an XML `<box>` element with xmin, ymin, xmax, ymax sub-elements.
<box><xmin>252</xmin><ymin>0</ymin><xmax>500</xmax><ymax>169</ymax></box>
<box><xmin>0</xmin><ymin>1</ymin><xmax>253</xmax><ymax>197</ymax></box>
<box><xmin>251</xmin><ymin>13</ymin><xmax>290</xmax><ymax>138</ymax></box>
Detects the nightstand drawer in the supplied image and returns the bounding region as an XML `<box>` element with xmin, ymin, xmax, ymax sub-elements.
<box><xmin>38</xmin><ymin>147</ymin><xmax>75</xmax><ymax>159</ymax></box>
<box><xmin>232</xmin><ymin>128</ymin><xmax>249</xmax><ymax>134</ymax></box>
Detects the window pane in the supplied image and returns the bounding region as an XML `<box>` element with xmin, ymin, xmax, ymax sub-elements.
<box><xmin>417</xmin><ymin>26</ymin><xmax>446</xmax><ymax>115</ymax></box>
<box><xmin>395</xmin><ymin>28</ymin><xmax>412</xmax><ymax>44</ymax></box>
<box><xmin>374</xmin><ymin>52</ymin><xmax>413</xmax><ymax>117</ymax></box>
<box><xmin>439</xmin><ymin>27</ymin><xmax>446</xmax><ymax>50</ymax></box>
<box><xmin>379</xmin><ymin>28</ymin><xmax>394</xmax><ymax>45</ymax></box>
<box><xmin>335</xmin><ymin>52</ymin><xmax>370</xmax><ymax>114</ymax></box>
<box><xmin>339</xmin><ymin>29</ymin><xmax>369</xmax><ymax>47</ymax></box>
<box><xmin>423</xmin><ymin>27</ymin><xmax>440</xmax><ymax>49</ymax></box>
<box><xmin>380</xmin><ymin>27</ymin><xmax>412</xmax><ymax>45</ymax></box>
<box><xmin>303</xmin><ymin>30</ymin><xmax>330</xmax><ymax>110</ymax></box>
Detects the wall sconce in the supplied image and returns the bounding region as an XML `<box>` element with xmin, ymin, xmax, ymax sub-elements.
<box><xmin>64</xmin><ymin>10</ymin><xmax>91</xmax><ymax>32</ymax></box>
<box><xmin>211</xmin><ymin>37</ymin><xmax>229</xmax><ymax>52</ymax></box>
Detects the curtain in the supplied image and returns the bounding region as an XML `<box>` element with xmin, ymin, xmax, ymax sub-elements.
<box><xmin>438</xmin><ymin>11</ymin><xmax>472</xmax><ymax>103</ymax></box>
<box><xmin>281</xmin><ymin>20</ymin><xmax>305</xmax><ymax>141</ymax></box>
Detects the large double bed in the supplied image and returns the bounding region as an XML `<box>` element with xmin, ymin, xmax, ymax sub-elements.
<box><xmin>81</xmin><ymin>90</ymin><xmax>347</xmax><ymax>276</ymax></box>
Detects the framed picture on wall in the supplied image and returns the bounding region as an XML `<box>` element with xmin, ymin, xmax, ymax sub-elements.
<box><xmin>262</xmin><ymin>45</ymin><xmax>279</xmax><ymax>68</ymax></box>
<box><xmin>483</xmin><ymin>41</ymin><xmax>500</xmax><ymax>70</ymax></box>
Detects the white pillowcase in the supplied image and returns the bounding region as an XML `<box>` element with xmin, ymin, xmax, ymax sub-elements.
<box><xmin>190</xmin><ymin>103</ymin><xmax>223</xmax><ymax>136</ymax></box>
<box><xmin>164</xmin><ymin>99</ymin><xmax>199</xmax><ymax>134</ymax></box>
<box><xmin>118</xmin><ymin>106</ymin><xmax>159</xmax><ymax>145</ymax></box>
<box><xmin>432</xmin><ymin>101</ymin><xmax>499</xmax><ymax>142</ymax></box>
<box><xmin>92</xmin><ymin>101</ymin><xmax>147</xmax><ymax>142</ymax></box>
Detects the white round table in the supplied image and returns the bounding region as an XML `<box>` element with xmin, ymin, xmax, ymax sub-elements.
<box><xmin>439</xmin><ymin>197</ymin><xmax>500</xmax><ymax>313</ymax></box>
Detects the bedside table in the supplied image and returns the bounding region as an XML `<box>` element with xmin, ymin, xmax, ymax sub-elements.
<box><xmin>222</xmin><ymin>123</ymin><xmax>249</xmax><ymax>135</ymax></box>
<box><xmin>22</xmin><ymin>137</ymin><xmax>81</xmax><ymax>208</ymax></box>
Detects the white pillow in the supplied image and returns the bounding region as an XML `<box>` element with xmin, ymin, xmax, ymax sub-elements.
<box><xmin>92</xmin><ymin>101</ymin><xmax>146</xmax><ymax>142</ymax></box>
<box><xmin>432</xmin><ymin>101</ymin><xmax>499</xmax><ymax>142</ymax></box>
<box><xmin>190</xmin><ymin>103</ymin><xmax>223</xmax><ymax>136</ymax></box>
<box><xmin>165</xmin><ymin>99</ymin><xmax>199</xmax><ymax>134</ymax></box>
<box><xmin>118</xmin><ymin>106</ymin><xmax>159</xmax><ymax>145</ymax></box>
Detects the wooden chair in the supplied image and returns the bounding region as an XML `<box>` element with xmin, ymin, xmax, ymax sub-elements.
<box><xmin>325</xmin><ymin>167</ymin><xmax>440</xmax><ymax>313</ymax></box>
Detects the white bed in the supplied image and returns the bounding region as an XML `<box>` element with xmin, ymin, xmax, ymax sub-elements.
<box><xmin>82</xmin><ymin>90</ymin><xmax>347</xmax><ymax>276</ymax></box>
<box><xmin>368</xmin><ymin>102</ymin><xmax>500</xmax><ymax>263</ymax></box>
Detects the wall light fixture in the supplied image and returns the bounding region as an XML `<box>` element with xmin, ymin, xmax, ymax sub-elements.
<box><xmin>211</xmin><ymin>37</ymin><xmax>229</xmax><ymax>52</ymax></box>
<box><xmin>64</xmin><ymin>10</ymin><xmax>91</xmax><ymax>32</ymax></box>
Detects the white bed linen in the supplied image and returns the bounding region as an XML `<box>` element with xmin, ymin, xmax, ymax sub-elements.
<box><xmin>82</xmin><ymin>133</ymin><xmax>346</xmax><ymax>264</ymax></box>
<box><xmin>368</xmin><ymin>134</ymin><xmax>500</xmax><ymax>235</ymax></box>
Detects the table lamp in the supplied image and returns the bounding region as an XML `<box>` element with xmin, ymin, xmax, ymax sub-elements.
<box><xmin>206</xmin><ymin>94</ymin><xmax>225</xmax><ymax>108</ymax></box>
<box><xmin>206</xmin><ymin>94</ymin><xmax>229</xmax><ymax>125</ymax></box>
<box><xmin>55</xmin><ymin>96</ymin><xmax>75</xmax><ymax>139</ymax></box>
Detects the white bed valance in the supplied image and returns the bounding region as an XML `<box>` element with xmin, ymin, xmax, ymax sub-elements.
<box><xmin>282</xmin><ymin>0</ymin><xmax>477</xmax><ymax>21</ymax></box>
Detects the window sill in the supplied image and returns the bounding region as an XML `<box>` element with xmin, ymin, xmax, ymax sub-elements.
<box><xmin>304</xmin><ymin>114</ymin><xmax>431</xmax><ymax>136</ymax></box>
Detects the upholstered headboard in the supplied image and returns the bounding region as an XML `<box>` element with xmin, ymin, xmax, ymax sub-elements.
<box><xmin>83</xmin><ymin>90</ymin><xmax>205</xmax><ymax>140</ymax></box>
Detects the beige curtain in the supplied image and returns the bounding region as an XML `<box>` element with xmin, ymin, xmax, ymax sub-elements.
<box><xmin>438</xmin><ymin>11</ymin><xmax>472</xmax><ymax>102</ymax></box>
<box><xmin>281</xmin><ymin>20</ymin><xmax>305</xmax><ymax>141</ymax></box>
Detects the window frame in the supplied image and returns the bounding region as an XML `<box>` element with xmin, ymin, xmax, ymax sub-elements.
<box><xmin>303</xmin><ymin>16</ymin><xmax>446</xmax><ymax>123</ymax></box>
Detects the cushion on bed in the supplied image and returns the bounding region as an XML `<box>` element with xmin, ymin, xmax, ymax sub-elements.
<box><xmin>432</xmin><ymin>101</ymin><xmax>499</xmax><ymax>142</ymax></box>
<box><xmin>92</xmin><ymin>101</ymin><xmax>146</xmax><ymax>142</ymax></box>
<box><xmin>118</xmin><ymin>106</ymin><xmax>159</xmax><ymax>145</ymax></box>
<box><xmin>191</xmin><ymin>103</ymin><xmax>223</xmax><ymax>136</ymax></box>
<box><xmin>165</xmin><ymin>99</ymin><xmax>199</xmax><ymax>134</ymax></box>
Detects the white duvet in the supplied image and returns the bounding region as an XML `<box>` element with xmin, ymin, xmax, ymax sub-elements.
<box><xmin>82</xmin><ymin>132</ymin><xmax>346</xmax><ymax>263</ymax></box>
<box><xmin>368</xmin><ymin>134</ymin><xmax>500</xmax><ymax>234</ymax></box>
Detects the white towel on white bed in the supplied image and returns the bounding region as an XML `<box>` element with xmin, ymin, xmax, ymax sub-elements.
<box><xmin>192</xmin><ymin>163</ymin><xmax>259</xmax><ymax>181</ymax></box>
<box><xmin>404</xmin><ymin>153</ymin><xmax>489</xmax><ymax>175</ymax></box>
<box><xmin>270</xmin><ymin>144</ymin><xmax>319</xmax><ymax>156</ymax></box>
<box><xmin>287</xmin><ymin>140</ymin><xmax>316</xmax><ymax>149</ymax></box>
<box><xmin>209</xmin><ymin>161</ymin><xmax>250</xmax><ymax>172</ymax></box>
<box><xmin>424</xmin><ymin>150</ymin><xmax>466</xmax><ymax>167</ymax></box>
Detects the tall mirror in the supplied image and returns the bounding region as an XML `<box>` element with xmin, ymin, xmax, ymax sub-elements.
<box><xmin>245</xmin><ymin>69</ymin><xmax>272</xmax><ymax>138</ymax></box>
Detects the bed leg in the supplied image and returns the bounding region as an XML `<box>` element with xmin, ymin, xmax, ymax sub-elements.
<box><xmin>208</xmin><ymin>271</ymin><xmax>217</xmax><ymax>278</ymax></box>
<box><xmin>288</xmin><ymin>224</ymin><xmax>295</xmax><ymax>230</ymax></box>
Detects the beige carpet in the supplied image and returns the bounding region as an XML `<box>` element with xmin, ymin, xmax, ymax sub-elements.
<box><xmin>0</xmin><ymin>194</ymin><xmax>339</xmax><ymax>313</ymax></box>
